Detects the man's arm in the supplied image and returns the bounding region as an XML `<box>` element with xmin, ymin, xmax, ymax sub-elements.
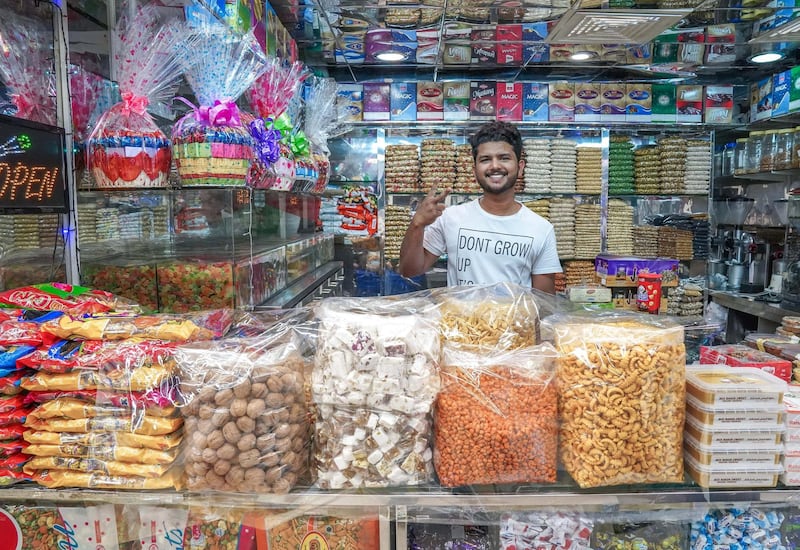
<box><xmin>531</xmin><ymin>272</ymin><xmax>556</xmax><ymax>294</ymax></box>
<box><xmin>398</xmin><ymin>186</ymin><xmax>450</xmax><ymax>278</ymax></box>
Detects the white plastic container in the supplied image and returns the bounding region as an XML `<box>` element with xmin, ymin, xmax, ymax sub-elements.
<box><xmin>685</xmin><ymin>394</ymin><xmax>785</xmax><ymax>428</ymax></box>
<box><xmin>685</xmin><ymin>455</ymin><xmax>782</xmax><ymax>488</ymax></box>
<box><xmin>784</xmin><ymin>391</ymin><xmax>800</xmax><ymax>428</ymax></box>
<box><xmin>684</xmin><ymin>434</ymin><xmax>781</xmax><ymax>467</ymax></box>
<box><xmin>684</xmin><ymin>415</ymin><xmax>784</xmax><ymax>449</ymax></box>
<box><xmin>686</xmin><ymin>365</ymin><xmax>787</xmax><ymax>409</ymax></box>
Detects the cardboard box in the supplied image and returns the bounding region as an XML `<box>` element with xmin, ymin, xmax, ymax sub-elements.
<box><xmin>626</xmin><ymin>83</ymin><xmax>652</xmax><ymax>123</ymax></box>
<box><xmin>335</xmin><ymin>31</ymin><xmax>366</xmax><ymax>64</ymax></box>
<box><xmin>751</xmin><ymin>77</ymin><xmax>773</xmax><ymax>122</ymax></box>
<box><xmin>700</xmin><ymin>345</ymin><xmax>792</xmax><ymax>383</ymax></box>
<box><xmin>496</xmin><ymin>81</ymin><xmax>523</xmax><ymax>121</ymax></box>
<box><xmin>704</xmin><ymin>85</ymin><xmax>734</xmax><ymax>124</ymax></box>
<box><xmin>574</xmin><ymin>82</ymin><xmax>601</xmax><ymax>122</ymax></box>
<box><xmin>522</xmin><ymin>22</ymin><xmax>548</xmax><ymax>63</ymax></box>
<box><xmin>470</xmin><ymin>80</ymin><xmax>497</xmax><ymax>120</ymax></box>
<box><xmin>442</xmin><ymin>41</ymin><xmax>471</xmax><ymax>65</ymax></box>
<box><xmin>336</xmin><ymin>83</ymin><xmax>363</xmax><ymax>122</ymax></box>
<box><xmin>548</xmin><ymin>81</ymin><xmax>574</xmax><ymax>122</ymax></box>
<box><xmin>362</xmin><ymin>82</ymin><xmax>390</xmax><ymax>121</ymax></box>
<box><xmin>416</xmin><ymin>80</ymin><xmax>443</xmax><ymax>120</ymax></box>
<box><xmin>595</xmin><ymin>254</ymin><xmax>680</xmax><ymax>287</ymax></box>
<box><xmin>651</xmin><ymin>84</ymin><xmax>676</xmax><ymax>123</ymax></box>
<box><xmin>772</xmin><ymin>70</ymin><xmax>791</xmax><ymax>117</ymax></box>
<box><xmin>600</xmin><ymin>83</ymin><xmax>626</xmax><ymax>122</ymax></box>
<box><xmin>626</xmin><ymin>43</ymin><xmax>651</xmax><ymax>64</ymax></box>
<box><xmin>390</xmin><ymin>81</ymin><xmax>416</xmax><ymax>120</ymax></box>
<box><xmin>705</xmin><ymin>24</ymin><xmax>738</xmax><ymax>64</ymax></box>
<box><xmin>522</xmin><ymin>82</ymin><xmax>548</xmax><ymax>121</ymax></box>
<box><xmin>443</xmin><ymin>81</ymin><xmax>470</xmax><ymax>120</ymax></box>
<box><xmin>496</xmin><ymin>24</ymin><xmax>522</xmax><ymax>65</ymax></box>
<box><xmin>677</xmin><ymin>84</ymin><xmax>703</xmax><ymax>123</ymax></box>
<box><xmin>416</xmin><ymin>28</ymin><xmax>439</xmax><ymax>64</ymax></box>
<box><xmin>471</xmin><ymin>26</ymin><xmax>496</xmax><ymax>64</ymax></box>
<box><xmin>365</xmin><ymin>28</ymin><xmax>416</xmax><ymax>63</ymax></box>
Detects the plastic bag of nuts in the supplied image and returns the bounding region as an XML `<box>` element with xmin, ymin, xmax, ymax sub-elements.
<box><xmin>548</xmin><ymin>312</ymin><xmax>685</xmax><ymax>488</ymax></box>
<box><xmin>434</xmin><ymin>344</ymin><xmax>559</xmax><ymax>487</ymax></box>
<box><xmin>312</xmin><ymin>295</ymin><xmax>441</xmax><ymax>489</ymax></box>
<box><xmin>176</xmin><ymin>333</ymin><xmax>310</xmax><ymax>493</ymax></box>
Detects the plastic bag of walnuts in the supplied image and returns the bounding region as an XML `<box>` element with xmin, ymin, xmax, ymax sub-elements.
<box><xmin>177</xmin><ymin>331</ymin><xmax>310</xmax><ymax>493</ymax></box>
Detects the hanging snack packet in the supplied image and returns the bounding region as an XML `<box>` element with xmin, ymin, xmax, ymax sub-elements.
<box><xmin>172</xmin><ymin>25</ymin><xmax>267</xmax><ymax>186</ymax></box>
<box><xmin>86</xmin><ymin>5</ymin><xmax>185</xmax><ymax>188</ymax></box>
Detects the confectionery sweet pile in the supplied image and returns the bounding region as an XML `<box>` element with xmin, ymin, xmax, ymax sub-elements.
<box><xmin>385</xmin><ymin>144</ymin><xmax>420</xmax><ymax>193</ymax></box>
<box><xmin>420</xmin><ymin>139</ymin><xmax>456</xmax><ymax>193</ymax></box>
<box><xmin>385</xmin><ymin>205</ymin><xmax>412</xmax><ymax>260</ymax></box>
<box><xmin>550</xmin><ymin>197</ymin><xmax>577</xmax><ymax>260</ymax></box>
<box><xmin>574</xmin><ymin>203</ymin><xmax>602</xmax><ymax>260</ymax></box>
<box><xmin>575</xmin><ymin>145</ymin><xmax>602</xmax><ymax>194</ymax></box>
<box><xmin>606</xmin><ymin>199</ymin><xmax>634</xmax><ymax>256</ymax></box>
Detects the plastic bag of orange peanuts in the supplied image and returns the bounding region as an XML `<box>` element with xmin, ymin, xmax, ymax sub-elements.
<box><xmin>433</xmin><ymin>344</ymin><xmax>559</xmax><ymax>487</ymax></box>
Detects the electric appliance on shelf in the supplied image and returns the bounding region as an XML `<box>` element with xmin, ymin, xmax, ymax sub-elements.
<box><xmin>781</xmin><ymin>189</ymin><xmax>800</xmax><ymax>309</ymax></box>
<box><xmin>711</xmin><ymin>197</ymin><xmax>759</xmax><ymax>292</ymax></box>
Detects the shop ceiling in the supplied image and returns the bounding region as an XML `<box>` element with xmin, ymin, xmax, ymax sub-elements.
<box><xmin>265</xmin><ymin>0</ymin><xmax>800</xmax><ymax>86</ymax></box>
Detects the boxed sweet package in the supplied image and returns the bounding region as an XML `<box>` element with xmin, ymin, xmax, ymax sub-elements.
<box><xmin>594</xmin><ymin>254</ymin><xmax>679</xmax><ymax>288</ymax></box>
<box><xmin>699</xmin><ymin>344</ymin><xmax>792</xmax><ymax>382</ymax></box>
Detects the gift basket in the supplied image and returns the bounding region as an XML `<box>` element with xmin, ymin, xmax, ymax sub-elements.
<box><xmin>86</xmin><ymin>6</ymin><xmax>185</xmax><ymax>189</ymax></box>
<box><xmin>246</xmin><ymin>58</ymin><xmax>307</xmax><ymax>190</ymax></box>
<box><xmin>172</xmin><ymin>26</ymin><xmax>267</xmax><ymax>187</ymax></box>
<box><xmin>0</xmin><ymin>14</ymin><xmax>57</xmax><ymax>125</ymax></box>
<box><xmin>303</xmin><ymin>77</ymin><xmax>350</xmax><ymax>194</ymax></box>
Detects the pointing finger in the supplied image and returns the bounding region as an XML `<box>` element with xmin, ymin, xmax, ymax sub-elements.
<box><xmin>434</xmin><ymin>188</ymin><xmax>451</xmax><ymax>203</ymax></box>
<box><xmin>427</xmin><ymin>184</ymin><xmax>438</xmax><ymax>198</ymax></box>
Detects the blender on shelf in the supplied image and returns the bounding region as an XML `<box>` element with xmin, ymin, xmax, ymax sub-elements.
<box><xmin>711</xmin><ymin>196</ymin><xmax>770</xmax><ymax>293</ymax></box>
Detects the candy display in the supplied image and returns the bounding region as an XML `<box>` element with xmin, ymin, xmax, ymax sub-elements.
<box><xmin>594</xmin><ymin>517</ymin><xmax>688</xmax><ymax>550</ymax></box>
<box><xmin>500</xmin><ymin>512</ymin><xmax>593</xmax><ymax>550</ymax></box>
<box><xmin>157</xmin><ymin>260</ymin><xmax>235</xmax><ymax>313</ymax></box>
<box><xmin>312</xmin><ymin>295</ymin><xmax>440</xmax><ymax>488</ymax></box>
<box><xmin>690</xmin><ymin>507</ymin><xmax>784</xmax><ymax>550</ymax></box>
<box><xmin>0</xmin><ymin>282</ymin><xmax>136</xmax><ymax>316</ymax></box>
<box><xmin>82</xmin><ymin>261</ymin><xmax>158</xmax><ymax>313</ymax></box>
<box><xmin>410</xmin><ymin>522</ymin><xmax>494</xmax><ymax>550</ymax></box>
<box><xmin>550</xmin><ymin>312</ymin><xmax>686</xmax><ymax>488</ymax></box>
<box><xmin>264</xmin><ymin>514</ymin><xmax>381</xmax><ymax>550</ymax></box>
<box><xmin>435</xmin><ymin>345</ymin><xmax>558</xmax><ymax>486</ymax></box>
<box><xmin>173</xmin><ymin>27</ymin><xmax>266</xmax><ymax>187</ymax></box>
<box><xmin>86</xmin><ymin>6</ymin><xmax>185</xmax><ymax>189</ymax></box>
<box><xmin>176</xmin><ymin>334</ymin><xmax>310</xmax><ymax>493</ymax></box>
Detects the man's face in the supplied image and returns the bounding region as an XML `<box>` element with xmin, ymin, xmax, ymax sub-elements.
<box><xmin>473</xmin><ymin>141</ymin><xmax>524</xmax><ymax>195</ymax></box>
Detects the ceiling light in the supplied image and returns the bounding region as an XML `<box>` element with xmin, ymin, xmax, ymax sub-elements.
<box><xmin>570</xmin><ymin>51</ymin><xmax>594</xmax><ymax>61</ymax></box>
<box><xmin>375</xmin><ymin>51</ymin><xmax>406</xmax><ymax>62</ymax></box>
<box><xmin>748</xmin><ymin>51</ymin><xmax>785</xmax><ymax>64</ymax></box>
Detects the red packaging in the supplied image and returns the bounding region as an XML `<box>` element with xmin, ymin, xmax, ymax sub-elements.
<box><xmin>699</xmin><ymin>344</ymin><xmax>793</xmax><ymax>383</ymax></box>
<box><xmin>471</xmin><ymin>26</ymin><xmax>496</xmax><ymax>64</ymax></box>
<box><xmin>496</xmin><ymin>24</ymin><xmax>522</xmax><ymax>65</ymax></box>
<box><xmin>636</xmin><ymin>272</ymin><xmax>662</xmax><ymax>314</ymax></box>
<box><xmin>496</xmin><ymin>82</ymin><xmax>523</xmax><ymax>121</ymax></box>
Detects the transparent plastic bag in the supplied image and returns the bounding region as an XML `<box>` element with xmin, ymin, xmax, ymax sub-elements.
<box><xmin>312</xmin><ymin>295</ymin><xmax>441</xmax><ymax>488</ymax></box>
<box><xmin>547</xmin><ymin>311</ymin><xmax>686</xmax><ymax>488</ymax></box>
<box><xmin>172</xmin><ymin>26</ymin><xmax>267</xmax><ymax>187</ymax></box>
<box><xmin>176</xmin><ymin>333</ymin><xmax>310</xmax><ymax>493</ymax></box>
<box><xmin>434</xmin><ymin>344</ymin><xmax>559</xmax><ymax>487</ymax></box>
<box><xmin>86</xmin><ymin>6</ymin><xmax>185</xmax><ymax>188</ymax></box>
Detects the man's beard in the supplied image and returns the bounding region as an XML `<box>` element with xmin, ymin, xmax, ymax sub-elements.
<box><xmin>478</xmin><ymin>174</ymin><xmax>517</xmax><ymax>195</ymax></box>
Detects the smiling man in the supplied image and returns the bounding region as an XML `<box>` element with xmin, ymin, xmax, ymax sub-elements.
<box><xmin>398</xmin><ymin>121</ymin><xmax>562</xmax><ymax>293</ymax></box>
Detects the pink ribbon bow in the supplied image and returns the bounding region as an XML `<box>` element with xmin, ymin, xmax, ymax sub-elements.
<box><xmin>120</xmin><ymin>91</ymin><xmax>149</xmax><ymax>116</ymax></box>
<box><xmin>175</xmin><ymin>97</ymin><xmax>241</xmax><ymax>127</ymax></box>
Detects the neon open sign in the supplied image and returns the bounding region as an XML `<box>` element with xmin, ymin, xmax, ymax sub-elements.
<box><xmin>0</xmin><ymin>114</ymin><xmax>68</xmax><ymax>213</ymax></box>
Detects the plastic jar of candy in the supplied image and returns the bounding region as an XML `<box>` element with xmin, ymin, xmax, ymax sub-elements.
<box><xmin>746</xmin><ymin>130</ymin><xmax>764</xmax><ymax>174</ymax></box>
<box><xmin>734</xmin><ymin>137</ymin><xmax>748</xmax><ymax>175</ymax></box>
<box><xmin>775</xmin><ymin>128</ymin><xmax>794</xmax><ymax>170</ymax></box>
<box><xmin>760</xmin><ymin>129</ymin><xmax>778</xmax><ymax>172</ymax></box>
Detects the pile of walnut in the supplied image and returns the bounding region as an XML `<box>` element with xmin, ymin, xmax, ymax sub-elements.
<box><xmin>552</xmin><ymin>316</ymin><xmax>686</xmax><ymax>488</ymax></box>
<box><xmin>181</xmin><ymin>353</ymin><xmax>309</xmax><ymax>493</ymax></box>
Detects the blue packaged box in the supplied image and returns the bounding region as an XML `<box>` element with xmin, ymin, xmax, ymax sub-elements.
<box><xmin>522</xmin><ymin>82</ymin><xmax>548</xmax><ymax>121</ymax></box>
<box><xmin>522</xmin><ymin>22</ymin><xmax>549</xmax><ymax>63</ymax></box>
<box><xmin>390</xmin><ymin>81</ymin><xmax>417</xmax><ymax>120</ymax></box>
<box><xmin>595</xmin><ymin>254</ymin><xmax>680</xmax><ymax>287</ymax></box>
<box><xmin>773</xmin><ymin>70</ymin><xmax>791</xmax><ymax>117</ymax></box>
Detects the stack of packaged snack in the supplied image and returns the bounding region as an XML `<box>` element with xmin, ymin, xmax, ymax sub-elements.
<box><xmin>420</xmin><ymin>139</ymin><xmax>455</xmax><ymax>193</ymax></box>
<box><xmin>86</xmin><ymin>6</ymin><xmax>185</xmax><ymax>189</ymax></box>
<box><xmin>501</xmin><ymin>512</ymin><xmax>593</xmax><ymax>550</ymax></box>
<box><xmin>173</xmin><ymin>27</ymin><xmax>267</xmax><ymax>187</ymax></box>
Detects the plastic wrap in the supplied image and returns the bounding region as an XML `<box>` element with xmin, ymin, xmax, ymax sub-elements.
<box><xmin>434</xmin><ymin>345</ymin><xmax>558</xmax><ymax>487</ymax></box>
<box><xmin>18</xmin><ymin>339</ymin><xmax>177</xmax><ymax>374</ymax></box>
<box><xmin>432</xmin><ymin>283</ymin><xmax>543</xmax><ymax>351</ymax></box>
<box><xmin>68</xmin><ymin>65</ymin><xmax>107</xmax><ymax>143</ymax></box>
<box><xmin>0</xmin><ymin>282</ymin><xmax>139</xmax><ymax>316</ymax></box>
<box><xmin>304</xmin><ymin>77</ymin><xmax>349</xmax><ymax>194</ymax></box>
<box><xmin>172</xmin><ymin>26</ymin><xmax>267</xmax><ymax>187</ymax></box>
<box><xmin>690</xmin><ymin>507</ymin><xmax>784</xmax><ymax>550</ymax></box>
<box><xmin>594</xmin><ymin>517</ymin><xmax>688</xmax><ymax>550</ymax></box>
<box><xmin>246</xmin><ymin>58</ymin><xmax>308</xmax><ymax>190</ymax></box>
<box><xmin>176</xmin><ymin>331</ymin><xmax>310</xmax><ymax>493</ymax></box>
<box><xmin>86</xmin><ymin>6</ymin><xmax>185</xmax><ymax>189</ymax></box>
<box><xmin>312</xmin><ymin>295</ymin><xmax>441</xmax><ymax>488</ymax></box>
<box><xmin>500</xmin><ymin>512</ymin><xmax>594</xmax><ymax>550</ymax></box>
<box><xmin>409</xmin><ymin>523</ymin><xmax>494</xmax><ymax>550</ymax></box>
<box><xmin>0</xmin><ymin>13</ymin><xmax>56</xmax><ymax>125</ymax></box>
<box><xmin>548</xmin><ymin>311</ymin><xmax>686</xmax><ymax>488</ymax></box>
<box><xmin>39</xmin><ymin>309</ymin><xmax>233</xmax><ymax>342</ymax></box>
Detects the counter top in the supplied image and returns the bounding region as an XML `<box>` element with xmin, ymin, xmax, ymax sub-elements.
<box><xmin>709</xmin><ymin>291</ymin><xmax>796</xmax><ymax>324</ymax></box>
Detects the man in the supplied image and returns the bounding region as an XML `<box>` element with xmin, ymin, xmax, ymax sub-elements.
<box><xmin>398</xmin><ymin>121</ymin><xmax>562</xmax><ymax>293</ymax></box>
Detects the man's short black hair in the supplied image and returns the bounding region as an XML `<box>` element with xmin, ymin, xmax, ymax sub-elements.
<box><xmin>469</xmin><ymin>121</ymin><xmax>523</xmax><ymax>162</ymax></box>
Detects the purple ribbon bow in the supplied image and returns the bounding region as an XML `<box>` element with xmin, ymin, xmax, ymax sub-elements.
<box><xmin>175</xmin><ymin>97</ymin><xmax>242</xmax><ymax>127</ymax></box>
<box><xmin>249</xmin><ymin>118</ymin><xmax>281</xmax><ymax>165</ymax></box>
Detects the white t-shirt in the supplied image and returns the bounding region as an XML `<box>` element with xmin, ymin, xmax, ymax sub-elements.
<box><xmin>423</xmin><ymin>199</ymin><xmax>563</xmax><ymax>287</ymax></box>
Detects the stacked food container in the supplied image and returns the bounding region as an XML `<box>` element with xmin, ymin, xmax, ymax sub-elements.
<box><xmin>782</xmin><ymin>392</ymin><xmax>800</xmax><ymax>486</ymax></box>
<box><xmin>684</xmin><ymin>366</ymin><xmax>786</xmax><ymax>488</ymax></box>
